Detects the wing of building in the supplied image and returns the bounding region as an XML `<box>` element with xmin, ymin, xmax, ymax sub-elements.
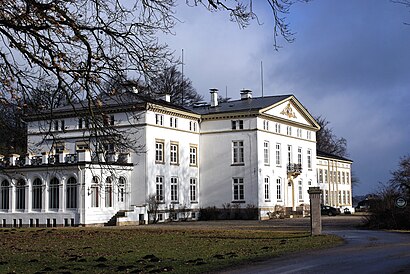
<box><xmin>0</xmin><ymin>89</ymin><xmax>353</xmax><ymax>227</ymax></box>
<box><xmin>316</xmin><ymin>150</ymin><xmax>354</xmax><ymax>212</ymax></box>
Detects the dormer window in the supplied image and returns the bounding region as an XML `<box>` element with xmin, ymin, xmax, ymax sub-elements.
<box><xmin>232</xmin><ymin>120</ymin><xmax>244</xmax><ymax>130</ymax></box>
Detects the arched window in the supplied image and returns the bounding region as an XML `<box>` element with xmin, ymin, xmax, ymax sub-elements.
<box><xmin>1</xmin><ymin>180</ymin><xmax>10</xmax><ymax>210</ymax></box>
<box><xmin>49</xmin><ymin>178</ymin><xmax>60</xmax><ymax>209</ymax></box>
<box><xmin>66</xmin><ymin>177</ymin><xmax>77</xmax><ymax>209</ymax></box>
<box><xmin>16</xmin><ymin>179</ymin><xmax>26</xmax><ymax>210</ymax></box>
<box><xmin>105</xmin><ymin>177</ymin><xmax>113</xmax><ymax>207</ymax></box>
<box><xmin>118</xmin><ymin>177</ymin><xmax>126</xmax><ymax>203</ymax></box>
<box><xmin>91</xmin><ymin>177</ymin><xmax>99</xmax><ymax>207</ymax></box>
<box><xmin>32</xmin><ymin>178</ymin><xmax>43</xmax><ymax>210</ymax></box>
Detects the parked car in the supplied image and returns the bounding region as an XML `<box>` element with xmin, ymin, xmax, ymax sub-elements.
<box><xmin>321</xmin><ymin>205</ymin><xmax>341</xmax><ymax>216</ymax></box>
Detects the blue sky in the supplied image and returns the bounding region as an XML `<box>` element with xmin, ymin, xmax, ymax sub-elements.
<box><xmin>162</xmin><ymin>0</ymin><xmax>410</xmax><ymax>196</ymax></box>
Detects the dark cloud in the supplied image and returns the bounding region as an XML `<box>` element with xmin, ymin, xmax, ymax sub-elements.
<box><xmin>165</xmin><ymin>0</ymin><xmax>410</xmax><ymax>195</ymax></box>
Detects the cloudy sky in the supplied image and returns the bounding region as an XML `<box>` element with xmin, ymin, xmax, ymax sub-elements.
<box><xmin>162</xmin><ymin>0</ymin><xmax>410</xmax><ymax>196</ymax></box>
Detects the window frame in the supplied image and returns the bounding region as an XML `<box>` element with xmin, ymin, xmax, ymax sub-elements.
<box><xmin>66</xmin><ymin>177</ymin><xmax>78</xmax><ymax>209</ymax></box>
<box><xmin>170</xmin><ymin>177</ymin><xmax>178</xmax><ymax>203</ymax></box>
<box><xmin>155</xmin><ymin>176</ymin><xmax>164</xmax><ymax>202</ymax></box>
<box><xmin>232</xmin><ymin>177</ymin><xmax>244</xmax><ymax>202</ymax></box>
<box><xmin>189</xmin><ymin>145</ymin><xmax>198</xmax><ymax>166</ymax></box>
<box><xmin>170</xmin><ymin>142</ymin><xmax>179</xmax><ymax>165</ymax></box>
<box><xmin>155</xmin><ymin>114</ymin><xmax>164</xmax><ymax>126</ymax></box>
<box><xmin>232</xmin><ymin>140</ymin><xmax>244</xmax><ymax>165</ymax></box>
<box><xmin>155</xmin><ymin>140</ymin><xmax>165</xmax><ymax>164</ymax></box>
<box><xmin>49</xmin><ymin>177</ymin><xmax>60</xmax><ymax>210</ymax></box>
<box><xmin>263</xmin><ymin>141</ymin><xmax>270</xmax><ymax>165</ymax></box>
<box><xmin>264</xmin><ymin>176</ymin><xmax>270</xmax><ymax>201</ymax></box>
<box><xmin>190</xmin><ymin>178</ymin><xmax>198</xmax><ymax>202</ymax></box>
<box><xmin>32</xmin><ymin>178</ymin><xmax>43</xmax><ymax>210</ymax></box>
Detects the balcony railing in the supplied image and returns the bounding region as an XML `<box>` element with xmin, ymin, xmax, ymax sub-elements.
<box><xmin>31</xmin><ymin>156</ymin><xmax>42</xmax><ymax>166</ymax></box>
<box><xmin>287</xmin><ymin>163</ymin><xmax>302</xmax><ymax>176</ymax></box>
<box><xmin>0</xmin><ymin>150</ymin><xmax>131</xmax><ymax>168</ymax></box>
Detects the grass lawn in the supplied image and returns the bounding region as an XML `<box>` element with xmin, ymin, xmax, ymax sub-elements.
<box><xmin>0</xmin><ymin>225</ymin><xmax>342</xmax><ymax>273</ymax></box>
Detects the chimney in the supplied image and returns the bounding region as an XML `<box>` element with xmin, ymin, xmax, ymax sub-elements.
<box><xmin>210</xmin><ymin>88</ymin><xmax>219</xmax><ymax>107</ymax></box>
<box><xmin>160</xmin><ymin>93</ymin><xmax>171</xmax><ymax>102</ymax></box>
<box><xmin>240</xmin><ymin>89</ymin><xmax>252</xmax><ymax>100</ymax></box>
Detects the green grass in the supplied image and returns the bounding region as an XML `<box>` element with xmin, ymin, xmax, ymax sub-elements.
<box><xmin>0</xmin><ymin>226</ymin><xmax>342</xmax><ymax>273</ymax></box>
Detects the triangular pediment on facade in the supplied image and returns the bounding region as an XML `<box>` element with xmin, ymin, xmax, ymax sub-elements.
<box><xmin>260</xmin><ymin>96</ymin><xmax>320</xmax><ymax>130</ymax></box>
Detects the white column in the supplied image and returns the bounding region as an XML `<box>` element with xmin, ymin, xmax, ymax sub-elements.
<box><xmin>27</xmin><ymin>178</ymin><xmax>32</xmax><ymax>212</ymax></box>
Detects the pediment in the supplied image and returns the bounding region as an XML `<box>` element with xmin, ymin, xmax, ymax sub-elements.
<box><xmin>261</xmin><ymin>97</ymin><xmax>319</xmax><ymax>128</ymax></box>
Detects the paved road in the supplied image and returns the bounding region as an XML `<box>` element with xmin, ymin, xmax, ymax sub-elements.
<box><xmin>220</xmin><ymin>226</ymin><xmax>410</xmax><ymax>273</ymax></box>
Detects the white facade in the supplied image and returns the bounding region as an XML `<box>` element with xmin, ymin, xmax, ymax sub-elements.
<box><xmin>317</xmin><ymin>151</ymin><xmax>354</xmax><ymax>212</ymax></box>
<box><xmin>0</xmin><ymin>90</ymin><xmax>347</xmax><ymax>226</ymax></box>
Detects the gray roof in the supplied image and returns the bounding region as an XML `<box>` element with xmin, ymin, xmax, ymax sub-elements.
<box><xmin>188</xmin><ymin>95</ymin><xmax>292</xmax><ymax>115</ymax></box>
<box><xmin>317</xmin><ymin>150</ymin><xmax>353</xmax><ymax>163</ymax></box>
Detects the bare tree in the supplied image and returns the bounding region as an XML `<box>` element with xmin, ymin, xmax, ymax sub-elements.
<box><xmin>0</xmin><ymin>105</ymin><xmax>26</xmax><ymax>155</ymax></box>
<box><xmin>316</xmin><ymin>116</ymin><xmax>348</xmax><ymax>158</ymax></box>
<box><xmin>146</xmin><ymin>194</ymin><xmax>160</xmax><ymax>224</ymax></box>
<box><xmin>149</xmin><ymin>65</ymin><xmax>203</xmax><ymax>106</ymax></box>
<box><xmin>0</xmin><ymin>0</ymin><xmax>307</xmax><ymax>155</ymax></box>
<box><xmin>390</xmin><ymin>155</ymin><xmax>410</xmax><ymax>196</ymax></box>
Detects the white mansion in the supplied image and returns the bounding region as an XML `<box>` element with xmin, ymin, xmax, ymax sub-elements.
<box><xmin>0</xmin><ymin>89</ymin><xmax>353</xmax><ymax>227</ymax></box>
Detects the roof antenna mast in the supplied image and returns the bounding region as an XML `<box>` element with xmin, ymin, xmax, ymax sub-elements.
<box><xmin>261</xmin><ymin>60</ymin><xmax>264</xmax><ymax>97</ymax></box>
<box><xmin>181</xmin><ymin>48</ymin><xmax>184</xmax><ymax>106</ymax></box>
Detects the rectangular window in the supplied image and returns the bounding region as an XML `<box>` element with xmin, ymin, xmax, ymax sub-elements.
<box><xmin>78</xmin><ymin>118</ymin><xmax>83</xmax><ymax>129</ymax></box>
<box><xmin>155</xmin><ymin>114</ymin><xmax>164</xmax><ymax>126</ymax></box>
<box><xmin>307</xmin><ymin>131</ymin><xmax>312</xmax><ymax>140</ymax></box>
<box><xmin>263</xmin><ymin>141</ymin><xmax>270</xmax><ymax>165</ymax></box>
<box><xmin>297</xmin><ymin>128</ymin><xmax>302</xmax><ymax>138</ymax></box>
<box><xmin>346</xmin><ymin>172</ymin><xmax>350</xmax><ymax>184</ymax></box>
<box><xmin>232</xmin><ymin>178</ymin><xmax>244</xmax><ymax>201</ymax></box>
<box><xmin>319</xmin><ymin>169</ymin><xmax>323</xmax><ymax>184</ymax></box>
<box><xmin>156</xmin><ymin>176</ymin><xmax>164</xmax><ymax>202</ymax></box>
<box><xmin>342</xmin><ymin>172</ymin><xmax>346</xmax><ymax>184</ymax></box>
<box><xmin>189</xmin><ymin>121</ymin><xmax>197</xmax><ymax>132</ymax></box>
<box><xmin>190</xmin><ymin>178</ymin><xmax>197</xmax><ymax>202</ymax></box>
<box><xmin>276</xmin><ymin>178</ymin><xmax>282</xmax><ymax>200</ymax></box>
<box><xmin>338</xmin><ymin>172</ymin><xmax>341</xmax><ymax>184</ymax></box>
<box><xmin>338</xmin><ymin>191</ymin><xmax>342</xmax><ymax>204</ymax></box>
<box><xmin>325</xmin><ymin>190</ymin><xmax>329</xmax><ymax>205</ymax></box>
<box><xmin>307</xmin><ymin>149</ymin><xmax>312</xmax><ymax>169</ymax></box>
<box><xmin>286</xmin><ymin>126</ymin><xmax>292</xmax><ymax>136</ymax></box>
<box><xmin>170</xmin><ymin>143</ymin><xmax>179</xmax><ymax>165</ymax></box>
<box><xmin>275</xmin><ymin>143</ymin><xmax>281</xmax><ymax>166</ymax></box>
<box><xmin>232</xmin><ymin>141</ymin><xmax>244</xmax><ymax>164</ymax></box>
<box><xmin>347</xmin><ymin>191</ymin><xmax>351</xmax><ymax>204</ymax></box>
<box><xmin>189</xmin><ymin>146</ymin><xmax>198</xmax><ymax>166</ymax></box>
<box><xmin>263</xmin><ymin>120</ymin><xmax>269</xmax><ymax>130</ymax></box>
<box><xmin>275</xmin><ymin>123</ymin><xmax>281</xmax><ymax>133</ymax></box>
<box><xmin>324</xmin><ymin>170</ymin><xmax>328</xmax><ymax>183</ymax></box>
<box><xmin>298</xmin><ymin>181</ymin><xmax>303</xmax><ymax>201</ymax></box>
<box><xmin>287</xmin><ymin>145</ymin><xmax>292</xmax><ymax>165</ymax></box>
<box><xmin>170</xmin><ymin>117</ymin><xmax>178</xmax><ymax>128</ymax></box>
<box><xmin>264</xmin><ymin>177</ymin><xmax>270</xmax><ymax>201</ymax></box>
<box><xmin>343</xmin><ymin>190</ymin><xmax>346</xmax><ymax>204</ymax></box>
<box><xmin>155</xmin><ymin>140</ymin><xmax>164</xmax><ymax>163</ymax></box>
<box><xmin>231</xmin><ymin>120</ymin><xmax>244</xmax><ymax>130</ymax></box>
<box><xmin>297</xmin><ymin>147</ymin><xmax>302</xmax><ymax>165</ymax></box>
<box><xmin>171</xmin><ymin>177</ymin><xmax>178</xmax><ymax>202</ymax></box>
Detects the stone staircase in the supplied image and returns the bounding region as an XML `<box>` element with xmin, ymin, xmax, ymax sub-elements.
<box><xmin>105</xmin><ymin>210</ymin><xmax>127</xmax><ymax>226</ymax></box>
